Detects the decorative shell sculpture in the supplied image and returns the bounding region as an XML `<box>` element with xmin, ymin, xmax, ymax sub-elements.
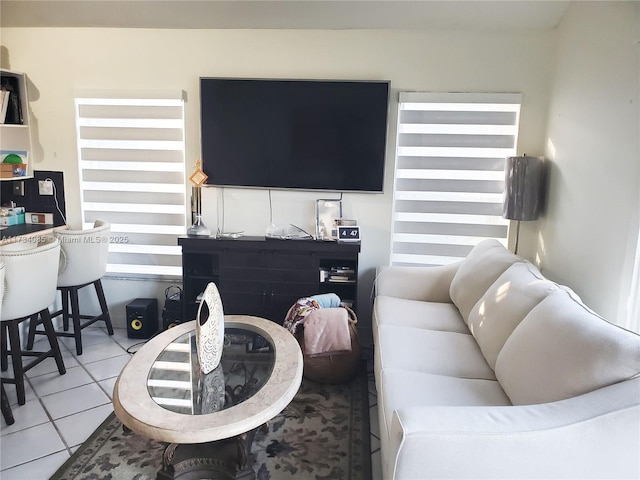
<box><xmin>195</xmin><ymin>282</ymin><xmax>225</xmax><ymax>374</ymax></box>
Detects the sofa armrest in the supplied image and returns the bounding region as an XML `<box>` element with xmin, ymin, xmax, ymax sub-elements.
<box><xmin>389</xmin><ymin>378</ymin><xmax>640</xmax><ymax>479</ymax></box>
<box><xmin>375</xmin><ymin>262</ymin><xmax>461</xmax><ymax>303</ymax></box>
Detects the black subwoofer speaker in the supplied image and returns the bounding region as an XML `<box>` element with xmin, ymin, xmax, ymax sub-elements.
<box><xmin>162</xmin><ymin>286</ymin><xmax>183</xmax><ymax>331</ymax></box>
<box><xmin>126</xmin><ymin>298</ymin><xmax>158</xmax><ymax>339</ymax></box>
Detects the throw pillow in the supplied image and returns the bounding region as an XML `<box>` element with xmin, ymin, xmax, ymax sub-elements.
<box><xmin>449</xmin><ymin>239</ymin><xmax>522</xmax><ymax>323</ymax></box>
<box><xmin>468</xmin><ymin>262</ymin><xmax>558</xmax><ymax>369</ymax></box>
<box><xmin>495</xmin><ymin>289</ymin><xmax>640</xmax><ymax>405</ymax></box>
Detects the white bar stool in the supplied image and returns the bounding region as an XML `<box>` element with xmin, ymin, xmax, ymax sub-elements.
<box><xmin>1</xmin><ymin>236</ymin><xmax>66</xmax><ymax>405</ymax></box>
<box><xmin>27</xmin><ymin>220</ymin><xmax>114</xmax><ymax>355</ymax></box>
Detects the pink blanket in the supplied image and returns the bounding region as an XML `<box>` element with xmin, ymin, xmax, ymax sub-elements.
<box><xmin>303</xmin><ymin>307</ymin><xmax>352</xmax><ymax>356</ymax></box>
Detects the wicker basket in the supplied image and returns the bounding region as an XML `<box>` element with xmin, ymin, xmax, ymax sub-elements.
<box><xmin>295</xmin><ymin>306</ymin><xmax>361</xmax><ymax>384</ymax></box>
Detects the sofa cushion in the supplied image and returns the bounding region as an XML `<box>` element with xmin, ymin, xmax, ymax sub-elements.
<box><xmin>375</xmin><ymin>262</ymin><xmax>460</xmax><ymax>302</ymax></box>
<box><xmin>468</xmin><ymin>262</ymin><xmax>559</xmax><ymax>370</ymax></box>
<box><xmin>449</xmin><ymin>239</ymin><xmax>522</xmax><ymax>324</ymax></box>
<box><xmin>376</xmin><ymin>325</ymin><xmax>496</xmax><ymax>380</ymax></box>
<box><xmin>378</xmin><ymin>369</ymin><xmax>511</xmax><ymax>441</ymax></box>
<box><xmin>373</xmin><ymin>296</ymin><xmax>469</xmax><ymax>334</ymax></box>
<box><xmin>495</xmin><ymin>289</ymin><xmax>640</xmax><ymax>405</ymax></box>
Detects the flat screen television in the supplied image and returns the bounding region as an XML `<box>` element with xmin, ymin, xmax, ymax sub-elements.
<box><xmin>200</xmin><ymin>78</ymin><xmax>390</xmax><ymax>192</ymax></box>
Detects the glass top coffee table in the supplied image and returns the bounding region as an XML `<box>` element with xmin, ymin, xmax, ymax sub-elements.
<box><xmin>113</xmin><ymin>315</ymin><xmax>303</xmax><ymax>479</ymax></box>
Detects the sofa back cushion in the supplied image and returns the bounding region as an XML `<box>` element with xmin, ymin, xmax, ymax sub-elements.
<box><xmin>495</xmin><ymin>289</ymin><xmax>640</xmax><ymax>405</ymax></box>
<box><xmin>468</xmin><ymin>262</ymin><xmax>558</xmax><ymax>370</ymax></box>
<box><xmin>449</xmin><ymin>239</ymin><xmax>521</xmax><ymax>323</ymax></box>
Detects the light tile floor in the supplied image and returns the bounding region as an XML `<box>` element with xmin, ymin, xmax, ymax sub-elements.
<box><xmin>1</xmin><ymin>326</ymin><xmax>383</xmax><ymax>480</ymax></box>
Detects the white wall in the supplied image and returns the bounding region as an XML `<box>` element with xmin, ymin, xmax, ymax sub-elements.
<box><xmin>533</xmin><ymin>1</ymin><xmax>640</xmax><ymax>324</ymax></box>
<box><xmin>1</xmin><ymin>27</ymin><xmax>555</xmax><ymax>335</ymax></box>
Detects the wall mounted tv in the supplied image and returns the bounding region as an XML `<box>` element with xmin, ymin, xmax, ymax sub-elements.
<box><xmin>200</xmin><ymin>78</ymin><xmax>390</xmax><ymax>193</ymax></box>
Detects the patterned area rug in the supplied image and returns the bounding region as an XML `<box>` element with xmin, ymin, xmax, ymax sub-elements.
<box><xmin>51</xmin><ymin>364</ymin><xmax>371</xmax><ymax>480</ymax></box>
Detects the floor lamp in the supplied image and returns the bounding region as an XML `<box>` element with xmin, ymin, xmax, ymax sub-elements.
<box><xmin>503</xmin><ymin>155</ymin><xmax>544</xmax><ymax>254</ymax></box>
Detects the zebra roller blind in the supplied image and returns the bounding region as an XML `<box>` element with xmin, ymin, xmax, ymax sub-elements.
<box><xmin>391</xmin><ymin>92</ymin><xmax>522</xmax><ymax>266</ymax></box>
<box><xmin>75</xmin><ymin>94</ymin><xmax>186</xmax><ymax>278</ymax></box>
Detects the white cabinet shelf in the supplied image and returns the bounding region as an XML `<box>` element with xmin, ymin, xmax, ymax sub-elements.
<box><xmin>1</xmin><ymin>69</ymin><xmax>32</xmax><ymax>181</ymax></box>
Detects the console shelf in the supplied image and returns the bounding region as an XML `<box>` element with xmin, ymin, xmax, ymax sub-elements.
<box><xmin>178</xmin><ymin>236</ymin><xmax>360</xmax><ymax>323</ymax></box>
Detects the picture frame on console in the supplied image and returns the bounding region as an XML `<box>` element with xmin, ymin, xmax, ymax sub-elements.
<box><xmin>316</xmin><ymin>199</ymin><xmax>342</xmax><ymax>240</ymax></box>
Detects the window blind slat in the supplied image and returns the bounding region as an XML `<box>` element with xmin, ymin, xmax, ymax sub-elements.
<box><xmin>81</xmin><ymin>161</ymin><xmax>184</xmax><ymax>172</ymax></box>
<box><xmin>83</xmin><ymin>202</ymin><xmax>185</xmax><ymax>215</ymax></box>
<box><xmin>391</xmin><ymin>92</ymin><xmax>521</xmax><ymax>266</ymax></box>
<box><xmin>76</xmin><ymin>96</ymin><xmax>186</xmax><ymax>278</ymax></box>
<box><xmin>81</xmin><ymin>181</ymin><xmax>184</xmax><ymax>193</ymax></box>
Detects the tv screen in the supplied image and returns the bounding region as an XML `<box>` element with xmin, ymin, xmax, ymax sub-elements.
<box><xmin>200</xmin><ymin>78</ymin><xmax>389</xmax><ymax>192</ymax></box>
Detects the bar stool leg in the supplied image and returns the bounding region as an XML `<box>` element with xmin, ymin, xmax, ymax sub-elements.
<box><xmin>62</xmin><ymin>289</ymin><xmax>71</xmax><ymax>332</ymax></box>
<box><xmin>26</xmin><ymin>314</ymin><xmax>40</xmax><ymax>350</ymax></box>
<box><xmin>40</xmin><ymin>309</ymin><xmax>66</xmax><ymax>375</ymax></box>
<box><xmin>69</xmin><ymin>287</ymin><xmax>83</xmax><ymax>355</ymax></box>
<box><xmin>1</xmin><ymin>381</ymin><xmax>14</xmax><ymax>425</ymax></box>
<box><xmin>1</xmin><ymin>324</ymin><xmax>7</xmax><ymax>372</ymax></box>
<box><xmin>7</xmin><ymin>320</ymin><xmax>26</xmax><ymax>405</ymax></box>
<box><xmin>95</xmin><ymin>279</ymin><xmax>114</xmax><ymax>335</ymax></box>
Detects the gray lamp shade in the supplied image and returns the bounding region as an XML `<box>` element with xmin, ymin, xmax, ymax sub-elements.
<box><xmin>503</xmin><ymin>155</ymin><xmax>544</xmax><ymax>221</ymax></box>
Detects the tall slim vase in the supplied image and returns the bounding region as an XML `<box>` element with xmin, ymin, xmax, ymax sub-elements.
<box><xmin>187</xmin><ymin>186</ymin><xmax>211</xmax><ymax>236</ymax></box>
<box><xmin>195</xmin><ymin>282</ymin><xmax>225</xmax><ymax>374</ymax></box>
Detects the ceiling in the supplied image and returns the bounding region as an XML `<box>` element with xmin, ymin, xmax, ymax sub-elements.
<box><xmin>0</xmin><ymin>0</ymin><xmax>570</xmax><ymax>30</ymax></box>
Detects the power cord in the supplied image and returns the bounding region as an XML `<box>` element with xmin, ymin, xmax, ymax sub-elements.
<box><xmin>125</xmin><ymin>327</ymin><xmax>166</xmax><ymax>354</ymax></box>
<box><xmin>45</xmin><ymin>177</ymin><xmax>67</xmax><ymax>224</ymax></box>
<box><xmin>217</xmin><ymin>187</ymin><xmax>225</xmax><ymax>236</ymax></box>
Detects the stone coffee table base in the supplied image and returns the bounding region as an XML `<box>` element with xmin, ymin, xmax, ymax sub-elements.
<box><xmin>156</xmin><ymin>425</ymin><xmax>267</xmax><ymax>480</ymax></box>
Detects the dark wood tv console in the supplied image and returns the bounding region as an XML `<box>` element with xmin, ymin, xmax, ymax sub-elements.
<box><xmin>178</xmin><ymin>236</ymin><xmax>360</xmax><ymax>324</ymax></box>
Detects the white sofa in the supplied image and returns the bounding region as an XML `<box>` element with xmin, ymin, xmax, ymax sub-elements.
<box><xmin>373</xmin><ymin>239</ymin><xmax>640</xmax><ymax>479</ymax></box>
